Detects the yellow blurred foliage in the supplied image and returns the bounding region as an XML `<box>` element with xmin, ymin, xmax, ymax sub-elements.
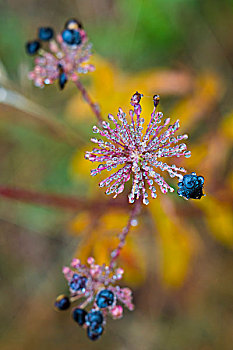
<box><xmin>172</xmin><ymin>72</ymin><xmax>223</xmax><ymax>132</ymax></box>
<box><xmin>70</xmin><ymin>210</ymin><xmax>146</xmax><ymax>286</ymax></box>
<box><xmin>220</xmin><ymin>110</ymin><xmax>233</xmax><ymax>140</ymax></box>
<box><xmin>70</xmin><ymin>211</ymin><xmax>90</xmax><ymax>235</ymax></box>
<box><xmin>149</xmin><ymin>199</ymin><xmax>198</xmax><ymax>288</ymax></box>
<box><xmin>66</xmin><ymin>55</ymin><xmax>194</xmax><ymax>124</ymax></box>
<box><xmin>195</xmin><ymin>196</ymin><xmax>233</xmax><ymax>247</ymax></box>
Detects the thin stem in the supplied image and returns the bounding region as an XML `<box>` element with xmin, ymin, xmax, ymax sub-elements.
<box><xmin>109</xmin><ymin>198</ymin><xmax>142</xmax><ymax>270</ymax></box>
<box><xmin>0</xmin><ymin>185</ymin><xmax>127</xmax><ymax>211</ymax></box>
<box><xmin>74</xmin><ymin>79</ymin><xmax>103</xmax><ymax>124</ymax></box>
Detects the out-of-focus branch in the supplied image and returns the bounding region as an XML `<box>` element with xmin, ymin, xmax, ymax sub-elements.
<box><xmin>0</xmin><ymin>185</ymin><xmax>128</xmax><ymax>211</ymax></box>
<box><xmin>109</xmin><ymin>198</ymin><xmax>142</xmax><ymax>270</ymax></box>
<box><xmin>74</xmin><ymin>79</ymin><xmax>103</xmax><ymax>124</ymax></box>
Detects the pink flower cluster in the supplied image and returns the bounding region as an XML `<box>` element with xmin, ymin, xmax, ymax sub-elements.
<box><xmin>28</xmin><ymin>22</ymin><xmax>94</xmax><ymax>88</ymax></box>
<box><xmin>85</xmin><ymin>92</ymin><xmax>191</xmax><ymax>205</ymax></box>
<box><xmin>63</xmin><ymin>257</ymin><xmax>134</xmax><ymax>318</ymax></box>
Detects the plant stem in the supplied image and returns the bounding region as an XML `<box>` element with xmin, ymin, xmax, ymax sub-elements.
<box><xmin>74</xmin><ymin>79</ymin><xmax>103</xmax><ymax>124</ymax></box>
<box><xmin>0</xmin><ymin>185</ymin><xmax>127</xmax><ymax>211</ymax></box>
<box><xmin>109</xmin><ymin>198</ymin><xmax>142</xmax><ymax>270</ymax></box>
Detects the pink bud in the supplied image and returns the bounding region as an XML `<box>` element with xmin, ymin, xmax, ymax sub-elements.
<box><xmin>121</xmin><ymin>288</ymin><xmax>132</xmax><ymax>297</ymax></box>
<box><xmin>90</xmin><ymin>265</ymin><xmax>101</xmax><ymax>277</ymax></box>
<box><xmin>87</xmin><ymin>257</ymin><xmax>95</xmax><ymax>265</ymax></box>
<box><xmin>71</xmin><ymin>258</ymin><xmax>80</xmax><ymax>267</ymax></box>
<box><xmin>111</xmin><ymin>305</ymin><xmax>123</xmax><ymax>319</ymax></box>
<box><xmin>115</xmin><ymin>268</ymin><xmax>124</xmax><ymax>279</ymax></box>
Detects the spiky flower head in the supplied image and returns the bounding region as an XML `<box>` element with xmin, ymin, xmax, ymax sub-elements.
<box><xmin>26</xmin><ymin>18</ymin><xmax>94</xmax><ymax>89</ymax></box>
<box><xmin>56</xmin><ymin>257</ymin><xmax>133</xmax><ymax>340</ymax></box>
<box><xmin>85</xmin><ymin>92</ymin><xmax>191</xmax><ymax>205</ymax></box>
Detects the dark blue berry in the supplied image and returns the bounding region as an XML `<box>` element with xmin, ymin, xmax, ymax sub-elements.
<box><xmin>69</xmin><ymin>274</ymin><xmax>87</xmax><ymax>291</ymax></box>
<box><xmin>25</xmin><ymin>40</ymin><xmax>41</xmax><ymax>55</ymax></box>
<box><xmin>61</xmin><ymin>29</ymin><xmax>73</xmax><ymax>44</ymax></box>
<box><xmin>96</xmin><ymin>289</ymin><xmax>114</xmax><ymax>308</ymax></box>
<box><xmin>38</xmin><ymin>27</ymin><xmax>54</xmax><ymax>41</ymax></box>
<box><xmin>62</xmin><ymin>29</ymin><xmax>82</xmax><ymax>46</ymax></box>
<box><xmin>177</xmin><ymin>173</ymin><xmax>204</xmax><ymax>200</ymax></box>
<box><xmin>54</xmin><ymin>295</ymin><xmax>70</xmax><ymax>310</ymax></box>
<box><xmin>65</xmin><ymin>18</ymin><xmax>83</xmax><ymax>30</ymax></box>
<box><xmin>58</xmin><ymin>72</ymin><xmax>68</xmax><ymax>90</ymax></box>
<box><xmin>72</xmin><ymin>308</ymin><xmax>87</xmax><ymax>326</ymax></box>
<box><xmin>86</xmin><ymin>310</ymin><xmax>103</xmax><ymax>325</ymax></box>
<box><xmin>87</xmin><ymin>323</ymin><xmax>104</xmax><ymax>341</ymax></box>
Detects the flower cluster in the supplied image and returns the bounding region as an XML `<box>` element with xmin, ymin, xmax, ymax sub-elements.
<box><xmin>26</xmin><ymin>18</ymin><xmax>94</xmax><ymax>89</ymax></box>
<box><xmin>55</xmin><ymin>257</ymin><xmax>134</xmax><ymax>341</ymax></box>
<box><xmin>85</xmin><ymin>92</ymin><xmax>192</xmax><ymax>205</ymax></box>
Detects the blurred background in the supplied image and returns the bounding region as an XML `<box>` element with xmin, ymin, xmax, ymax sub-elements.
<box><xmin>0</xmin><ymin>0</ymin><xmax>232</xmax><ymax>349</ymax></box>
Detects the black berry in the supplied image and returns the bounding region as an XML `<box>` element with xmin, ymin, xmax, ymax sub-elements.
<box><xmin>54</xmin><ymin>295</ymin><xmax>70</xmax><ymax>310</ymax></box>
<box><xmin>25</xmin><ymin>40</ymin><xmax>41</xmax><ymax>55</ymax></box>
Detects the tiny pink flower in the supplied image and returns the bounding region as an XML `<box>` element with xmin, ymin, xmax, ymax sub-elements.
<box><xmin>110</xmin><ymin>305</ymin><xmax>123</xmax><ymax>319</ymax></box>
<box><xmin>85</xmin><ymin>92</ymin><xmax>191</xmax><ymax>205</ymax></box>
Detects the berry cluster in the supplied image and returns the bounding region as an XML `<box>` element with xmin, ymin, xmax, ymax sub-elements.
<box><xmin>177</xmin><ymin>172</ymin><xmax>205</xmax><ymax>199</ymax></box>
<box><xmin>54</xmin><ymin>257</ymin><xmax>134</xmax><ymax>341</ymax></box>
<box><xmin>26</xmin><ymin>27</ymin><xmax>54</xmax><ymax>55</ymax></box>
<box><xmin>26</xmin><ymin>19</ymin><xmax>94</xmax><ymax>89</ymax></box>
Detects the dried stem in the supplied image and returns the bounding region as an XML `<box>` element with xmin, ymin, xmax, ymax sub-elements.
<box><xmin>0</xmin><ymin>185</ymin><xmax>128</xmax><ymax>211</ymax></box>
<box><xmin>74</xmin><ymin>79</ymin><xmax>103</xmax><ymax>124</ymax></box>
<box><xmin>109</xmin><ymin>198</ymin><xmax>142</xmax><ymax>270</ymax></box>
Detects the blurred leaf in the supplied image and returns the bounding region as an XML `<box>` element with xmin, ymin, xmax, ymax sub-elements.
<box><xmin>149</xmin><ymin>199</ymin><xmax>198</xmax><ymax>287</ymax></box>
<box><xmin>220</xmin><ymin>110</ymin><xmax>233</xmax><ymax>140</ymax></box>
<box><xmin>66</xmin><ymin>55</ymin><xmax>194</xmax><ymax>123</ymax></box>
<box><xmin>195</xmin><ymin>196</ymin><xmax>233</xmax><ymax>247</ymax></box>
<box><xmin>172</xmin><ymin>72</ymin><xmax>223</xmax><ymax>131</ymax></box>
<box><xmin>69</xmin><ymin>211</ymin><xmax>90</xmax><ymax>235</ymax></box>
<box><xmin>71</xmin><ymin>209</ymin><xmax>145</xmax><ymax>286</ymax></box>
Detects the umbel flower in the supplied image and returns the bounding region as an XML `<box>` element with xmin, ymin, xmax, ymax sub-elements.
<box><xmin>55</xmin><ymin>257</ymin><xmax>134</xmax><ymax>341</ymax></box>
<box><xmin>85</xmin><ymin>92</ymin><xmax>193</xmax><ymax>205</ymax></box>
<box><xmin>26</xmin><ymin>19</ymin><xmax>94</xmax><ymax>89</ymax></box>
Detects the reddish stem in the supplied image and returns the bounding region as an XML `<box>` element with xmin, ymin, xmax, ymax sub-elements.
<box><xmin>74</xmin><ymin>80</ymin><xmax>103</xmax><ymax>124</ymax></box>
<box><xmin>109</xmin><ymin>198</ymin><xmax>142</xmax><ymax>270</ymax></box>
<box><xmin>0</xmin><ymin>185</ymin><xmax>127</xmax><ymax>211</ymax></box>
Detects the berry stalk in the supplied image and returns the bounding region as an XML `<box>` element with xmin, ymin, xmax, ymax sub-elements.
<box><xmin>74</xmin><ymin>79</ymin><xmax>103</xmax><ymax>124</ymax></box>
<box><xmin>109</xmin><ymin>198</ymin><xmax>142</xmax><ymax>270</ymax></box>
